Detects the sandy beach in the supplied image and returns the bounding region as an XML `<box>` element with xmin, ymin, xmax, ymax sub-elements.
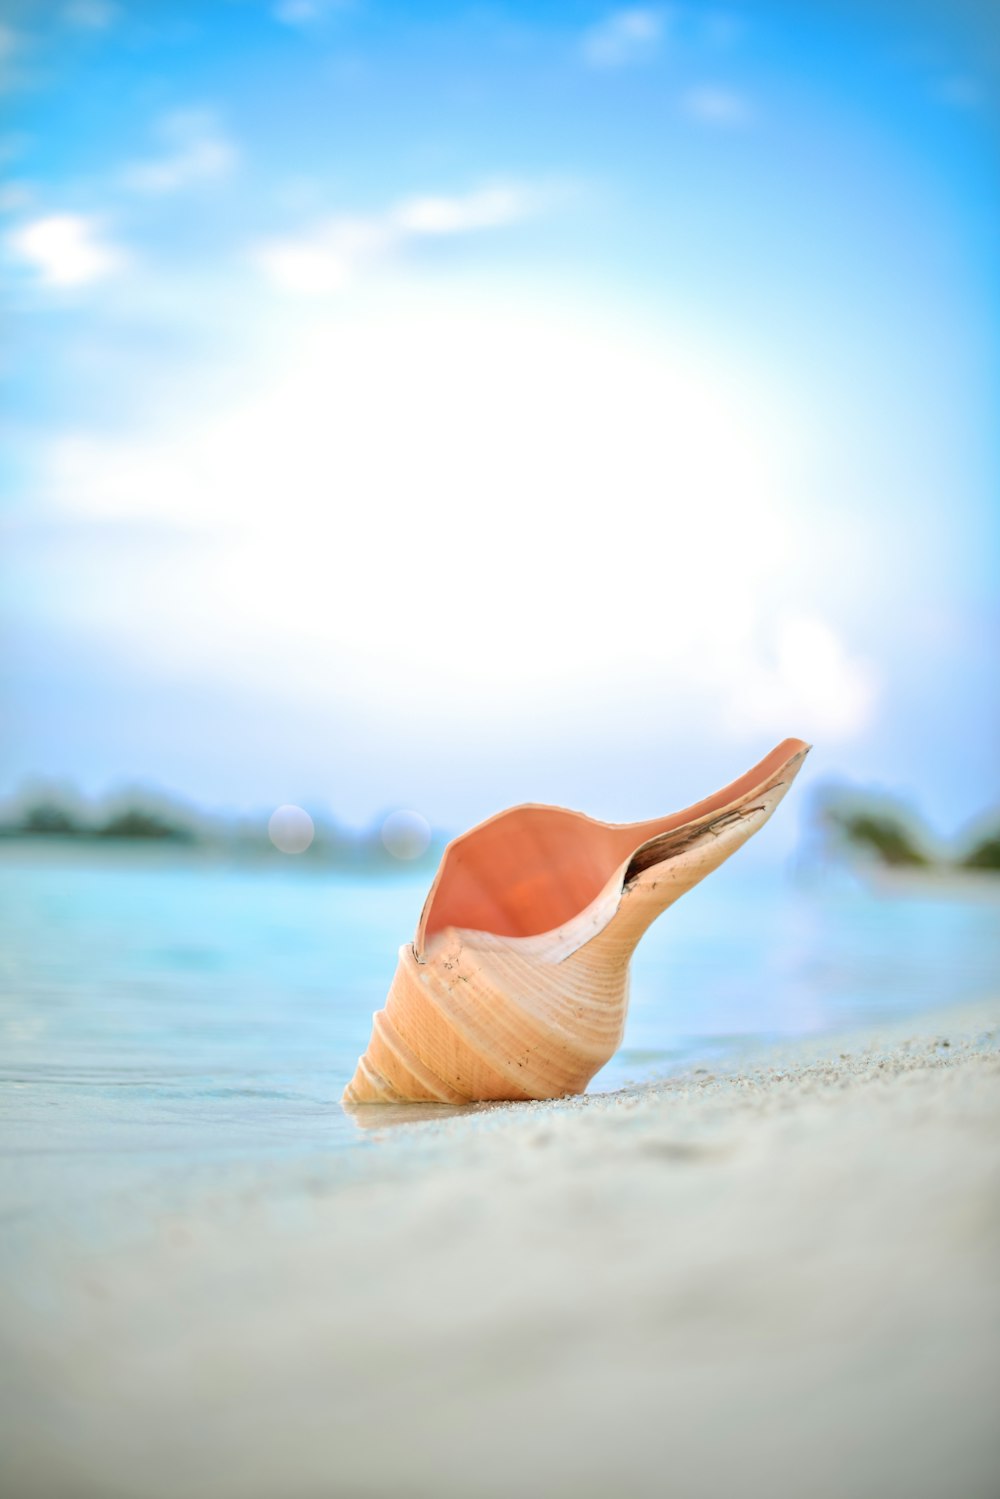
<box><xmin>2</xmin><ymin>998</ymin><xmax>998</xmax><ymax>1499</ymax></box>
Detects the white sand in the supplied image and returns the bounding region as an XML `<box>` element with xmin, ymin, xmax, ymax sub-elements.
<box><xmin>2</xmin><ymin>1001</ymin><xmax>999</xmax><ymax>1499</ymax></box>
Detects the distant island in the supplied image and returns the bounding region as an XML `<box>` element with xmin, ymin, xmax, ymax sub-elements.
<box><xmin>3</xmin><ymin>777</ymin><xmax>998</xmax><ymax>880</ymax></box>
<box><xmin>812</xmin><ymin>784</ymin><xmax>1000</xmax><ymax>875</ymax></box>
<box><xmin>0</xmin><ymin>783</ymin><xmax>444</xmax><ymax>874</ymax></box>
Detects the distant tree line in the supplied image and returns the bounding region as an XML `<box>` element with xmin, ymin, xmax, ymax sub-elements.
<box><xmin>813</xmin><ymin>786</ymin><xmax>1000</xmax><ymax>873</ymax></box>
<box><xmin>18</xmin><ymin>801</ymin><xmax>196</xmax><ymax>841</ymax></box>
<box><xmin>0</xmin><ymin>785</ymin><xmax>442</xmax><ymax>873</ymax></box>
<box><xmin>5</xmin><ymin>779</ymin><xmax>998</xmax><ymax>876</ymax></box>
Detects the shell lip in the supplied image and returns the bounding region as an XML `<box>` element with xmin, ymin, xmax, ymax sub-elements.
<box><xmin>415</xmin><ymin>738</ymin><xmax>810</xmax><ymax>958</ymax></box>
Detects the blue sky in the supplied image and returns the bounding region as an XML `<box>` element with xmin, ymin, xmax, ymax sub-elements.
<box><xmin>1</xmin><ymin>0</ymin><xmax>996</xmax><ymax>846</ymax></box>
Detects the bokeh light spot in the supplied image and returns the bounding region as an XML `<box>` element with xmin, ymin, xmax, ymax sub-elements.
<box><xmin>380</xmin><ymin>809</ymin><xmax>431</xmax><ymax>861</ymax></box>
<box><xmin>268</xmin><ymin>804</ymin><xmax>315</xmax><ymax>854</ymax></box>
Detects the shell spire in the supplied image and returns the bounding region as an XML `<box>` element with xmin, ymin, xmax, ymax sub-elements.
<box><xmin>343</xmin><ymin>738</ymin><xmax>810</xmax><ymax>1105</ymax></box>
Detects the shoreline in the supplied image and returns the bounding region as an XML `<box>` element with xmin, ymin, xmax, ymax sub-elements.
<box><xmin>2</xmin><ymin>997</ymin><xmax>999</xmax><ymax>1498</ymax></box>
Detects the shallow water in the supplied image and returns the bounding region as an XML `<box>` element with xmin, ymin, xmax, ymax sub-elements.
<box><xmin>1</xmin><ymin>842</ymin><xmax>998</xmax><ymax>1240</ymax></box>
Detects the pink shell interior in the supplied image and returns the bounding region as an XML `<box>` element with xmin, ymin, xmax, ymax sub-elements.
<box><xmin>417</xmin><ymin>738</ymin><xmax>809</xmax><ymax>949</ymax></box>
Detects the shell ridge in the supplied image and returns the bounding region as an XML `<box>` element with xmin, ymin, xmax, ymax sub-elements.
<box><xmin>387</xmin><ymin>943</ymin><xmax>535</xmax><ymax>1102</ymax></box>
<box><xmin>409</xmin><ymin>938</ymin><xmax>599</xmax><ymax>1098</ymax></box>
<box><xmin>447</xmin><ymin>945</ymin><xmax>625</xmax><ymax>1092</ymax></box>
<box><xmin>371</xmin><ymin>1008</ymin><xmax>469</xmax><ymax>1104</ymax></box>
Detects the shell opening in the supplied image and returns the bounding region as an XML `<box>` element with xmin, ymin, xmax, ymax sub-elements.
<box><xmin>416</xmin><ymin>739</ymin><xmax>809</xmax><ymax>952</ymax></box>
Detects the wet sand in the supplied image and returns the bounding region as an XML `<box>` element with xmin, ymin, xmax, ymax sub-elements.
<box><xmin>2</xmin><ymin>1000</ymin><xmax>998</xmax><ymax>1499</ymax></box>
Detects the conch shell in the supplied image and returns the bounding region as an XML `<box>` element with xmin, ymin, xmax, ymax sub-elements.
<box><xmin>344</xmin><ymin>738</ymin><xmax>809</xmax><ymax>1105</ymax></box>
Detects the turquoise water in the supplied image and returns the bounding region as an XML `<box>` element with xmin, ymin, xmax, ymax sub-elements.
<box><xmin>1</xmin><ymin>842</ymin><xmax>998</xmax><ymax>1237</ymax></box>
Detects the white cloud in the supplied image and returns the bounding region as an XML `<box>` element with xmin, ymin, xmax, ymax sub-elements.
<box><xmin>581</xmin><ymin>8</ymin><xmax>665</xmax><ymax>69</ymax></box>
<box><xmin>728</xmin><ymin>617</ymin><xmax>877</xmax><ymax>742</ymax></box>
<box><xmin>121</xmin><ymin>110</ymin><xmax>237</xmax><ymax>195</ymax></box>
<box><xmin>253</xmin><ymin>237</ymin><xmax>354</xmax><ymax>297</ymax></box>
<box><xmin>6</xmin><ymin>212</ymin><xmax>126</xmax><ymax>287</ymax></box>
<box><xmin>679</xmin><ymin>85</ymin><xmax>752</xmax><ymax>126</ymax></box>
<box><xmin>63</xmin><ymin>0</ymin><xmax>118</xmax><ymax>28</ymax></box>
<box><xmin>393</xmin><ymin>185</ymin><xmax>533</xmax><ymax>236</ymax></box>
<box><xmin>255</xmin><ymin>182</ymin><xmax>542</xmax><ymax>296</ymax></box>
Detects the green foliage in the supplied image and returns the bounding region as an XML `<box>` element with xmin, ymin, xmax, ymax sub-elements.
<box><xmin>97</xmin><ymin>808</ymin><xmax>195</xmax><ymax>841</ymax></box>
<box><xmin>817</xmin><ymin>788</ymin><xmax>1000</xmax><ymax>877</ymax></box>
<box><xmin>827</xmin><ymin>809</ymin><xmax>931</xmax><ymax>868</ymax></box>
<box><xmin>959</xmin><ymin>833</ymin><xmax>1000</xmax><ymax>872</ymax></box>
<box><xmin>21</xmin><ymin>802</ymin><xmax>82</xmax><ymax>835</ymax></box>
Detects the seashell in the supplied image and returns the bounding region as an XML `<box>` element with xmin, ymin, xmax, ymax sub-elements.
<box><xmin>343</xmin><ymin>738</ymin><xmax>810</xmax><ymax>1105</ymax></box>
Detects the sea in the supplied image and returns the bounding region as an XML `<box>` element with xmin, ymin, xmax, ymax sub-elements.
<box><xmin>1</xmin><ymin>840</ymin><xmax>998</xmax><ymax>1245</ymax></box>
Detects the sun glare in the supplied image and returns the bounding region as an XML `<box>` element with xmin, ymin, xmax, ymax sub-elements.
<box><xmin>43</xmin><ymin>295</ymin><xmax>807</xmax><ymax>719</ymax></box>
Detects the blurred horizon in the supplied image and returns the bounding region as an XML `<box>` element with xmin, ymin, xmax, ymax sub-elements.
<box><xmin>2</xmin><ymin>0</ymin><xmax>997</xmax><ymax>849</ymax></box>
